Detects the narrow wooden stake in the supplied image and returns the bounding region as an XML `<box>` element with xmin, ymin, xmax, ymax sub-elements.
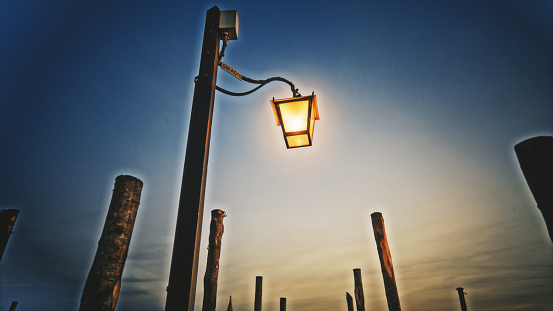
<box><xmin>9</xmin><ymin>301</ymin><xmax>18</xmax><ymax>311</ymax></box>
<box><xmin>0</xmin><ymin>209</ymin><xmax>19</xmax><ymax>263</ymax></box>
<box><xmin>346</xmin><ymin>292</ymin><xmax>354</xmax><ymax>311</ymax></box>
<box><xmin>226</xmin><ymin>296</ymin><xmax>233</xmax><ymax>311</ymax></box>
<box><xmin>79</xmin><ymin>175</ymin><xmax>143</xmax><ymax>311</ymax></box>
<box><xmin>202</xmin><ymin>209</ymin><xmax>225</xmax><ymax>311</ymax></box>
<box><xmin>515</xmin><ymin>136</ymin><xmax>553</xmax><ymax>242</ymax></box>
<box><xmin>280</xmin><ymin>297</ymin><xmax>286</xmax><ymax>311</ymax></box>
<box><xmin>353</xmin><ymin>269</ymin><xmax>365</xmax><ymax>311</ymax></box>
<box><xmin>254</xmin><ymin>276</ymin><xmax>263</xmax><ymax>311</ymax></box>
<box><xmin>371</xmin><ymin>212</ymin><xmax>401</xmax><ymax>311</ymax></box>
<box><xmin>456</xmin><ymin>288</ymin><xmax>468</xmax><ymax>311</ymax></box>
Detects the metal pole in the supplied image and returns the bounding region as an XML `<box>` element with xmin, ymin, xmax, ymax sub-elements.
<box><xmin>165</xmin><ymin>6</ymin><xmax>221</xmax><ymax>311</ymax></box>
<box><xmin>79</xmin><ymin>175</ymin><xmax>143</xmax><ymax>311</ymax></box>
<box><xmin>9</xmin><ymin>301</ymin><xmax>18</xmax><ymax>311</ymax></box>
<box><xmin>280</xmin><ymin>297</ymin><xmax>286</xmax><ymax>311</ymax></box>
<box><xmin>0</xmin><ymin>209</ymin><xmax>19</xmax><ymax>263</ymax></box>
<box><xmin>515</xmin><ymin>136</ymin><xmax>553</xmax><ymax>242</ymax></box>
<box><xmin>371</xmin><ymin>212</ymin><xmax>401</xmax><ymax>311</ymax></box>
<box><xmin>456</xmin><ymin>288</ymin><xmax>468</xmax><ymax>311</ymax></box>
<box><xmin>254</xmin><ymin>276</ymin><xmax>263</xmax><ymax>311</ymax></box>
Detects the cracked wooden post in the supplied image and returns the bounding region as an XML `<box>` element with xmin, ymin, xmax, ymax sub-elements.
<box><xmin>371</xmin><ymin>212</ymin><xmax>401</xmax><ymax>311</ymax></box>
<box><xmin>346</xmin><ymin>292</ymin><xmax>354</xmax><ymax>311</ymax></box>
<box><xmin>79</xmin><ymin>175</ymin><xmax>143</xmax><ymax>311</ymax></box>
<box><xmin>515</xmin><ymin>136</ymin><xmax>553</xmax><ymax>242</ymax></box>
<box><xmin>280</xmin><ymin>297</ymin><xmax>286</xmax><ymax>311</ymax></box>
<box><xmin>353</xmin><ymin>269</ymin><xmax>365</xmax><ymax>311</ymax></box>
<box><xmin>254</xmin><ymin>276</ymin><xmax>263</xmax><ymax>311</ymax></box>
<box><xmin>456</xmin><ymin>287</ymin><xmax>468</xmax><ymax>311</ymax></box>
<box><xmin>202</xmin><ymin>209</ymin><xmax>225</xmax><ymax>311</ymax></box>
<box><xmin>0</xmin><ymin>209</ymin><xmax>19</xmax><ymax>263</ymax></box>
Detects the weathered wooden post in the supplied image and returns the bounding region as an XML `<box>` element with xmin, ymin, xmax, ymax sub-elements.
<box><xmin>456</xmin><ymin>287</ymin><xmax>468</xmax><ymax>311</ymax></box>
<box><xmin>371</xmin><ymin>212</ymin><xmax>401</xmax><ymax>311</ymax></box>
<box><xmin>202</xmin><ymin>209</ymin><xmax>225</xmax><ymax>311</ymax></box>
<box><xmin>353</xmin><ymin>268</ymin><xmax>365</xmax><ymax>311</ymax></box>
<box><xmin>0</xmin><ymin>209</ymin><xmax>19</xmax><ymax>263</ymax></box>
<box><xmin>9</xmin><ymin>301</ymin><xmax>18</xmax><ymax>311</ymax></box>
<box><xmin>79</xmin><ymin>175</ymin><xmax>143</xmax><ymax>311</ymax></box>
<box><xmin>280</xmin><ymin>297</ymin><xmax>286</xmax><ymax>311</ymax></box>
<box><xmin>345</xmin><ymin>292</ymin><xmax>354</xmax><ymax>311</ymax></box>
<box><xmin>255</xmin><ymin>276</ymin><xmax>263</xmax><ymax>311</ymax></box>
<box><xmin>515</xmin><ymin>136</ymin><xmax>553</xmax><ymax>242</ymax></box>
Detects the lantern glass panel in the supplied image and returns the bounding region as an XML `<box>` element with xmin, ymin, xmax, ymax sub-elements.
<box><xmin>278</xmin><ymin>99</ymin><xmax>310</xmax><ymax>133</ymax></box>
<box><xmin>286</xmin><ymin>134</ymin><xmax>310</xmax><ymax>148</ymax></box>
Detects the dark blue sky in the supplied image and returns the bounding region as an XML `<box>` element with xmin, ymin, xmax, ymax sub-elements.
<box><xmin>1</xmin><ymin>1</ymin><xmax>552</xmax><ymax>310</ymax></box>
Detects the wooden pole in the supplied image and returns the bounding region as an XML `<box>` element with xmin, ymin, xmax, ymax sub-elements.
<box><xmin>346</xmin><ymin>292</ymin><xmax>354</xmax><ymax>311</ymax></box>
<box><xmin>353</xmin><ymin>269</ymin><xmax>365</xmax><ymax>311</ymax></box>
<box><xmin>371</xmin><ymin>212</ymin><xmax>401</xmax><ymax>311</ymax></box>
<box><xmin>0</xmin><ymin>209</ymin><xmax>19</xmax><ymax>263</ymax></box>
<box><xmin>456</xmin><ymin>287</ymin><xmax>468</xmax><ymax>311</ymax></box>
<box><xmin>280</xmin><ymin>297</ymin><xmax>286</xmax><ymax>311</ymax></box>
<box><xmin>79</xmin><ymin>175</ymin><xmax>143</xmax><ymax>311</ymax></box>
<box><xmin>9</xmin><ymin>301</ymin><xmax>18</xmax><ymax>311</ymax></box>
<box><xmin>202</xmin><ymin>209</ymin><xmax>225</xmax><ymax>311</ymax></box>
<box><xmin>165</xmin><ymin>6</ymin><xmax>221</xmax><ymax>311</ymax></box>
<box><xmin>515</xmin><ymin>136</ymin><xmax>553</xmax><ymax>242</ymax></box>
<box><xmin>255</xmin><ymin>276</ymin><xmax>263</xmax><ymax>311</ymax></box>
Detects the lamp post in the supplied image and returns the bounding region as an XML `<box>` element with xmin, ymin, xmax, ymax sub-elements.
<box><xmin>165</xmin><ymin>6</ymin><xmax>220</xmax><ymax>311</ymax></box>
<box><xmin>165</xmin><ymin>6</ymin><xmax>319</xmax><ymax>311</ymax></box>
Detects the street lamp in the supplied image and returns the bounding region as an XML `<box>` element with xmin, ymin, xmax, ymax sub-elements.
<box><xmin>165</xmin><ymin>6</ymin><xmax>319</xmax><ymax>311</ymax></box>
<box><xmin>271</xmin><ymin>93</ymin><xmax>319</xmax><ymax>148</ymax></box>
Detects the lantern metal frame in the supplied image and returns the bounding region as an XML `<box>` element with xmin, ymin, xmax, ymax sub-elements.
<box><xmin>271</xmin><ymin>93</ymin><xmax>319</xmax><ymax>148</ymax></box>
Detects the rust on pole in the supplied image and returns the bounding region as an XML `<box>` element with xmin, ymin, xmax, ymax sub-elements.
<box><xmin>515</xmin><ymin>136</ymin><xmax>553</xmax><ymax>242</ymax></box>
<box><xmin>353</xmin><ymin>269</ymin><xmax>365</xmax><ymax>311</ymax></box>
<box><xmin>456</xmin><ymin>287</ymin><xmax>468</xmax><ymax>311</ymax></box>
<box><xmin>202</xmin><ymin>209</ymin><xmax>225</xmax><ymax>311</ymax></box>
<box><xmin>79</xmin><ymin>175</ymin><xmax>143</xmax><ymax>311</ymax></box>
<box><xmin>0</xmin><ymin>209</ymin><xmax>19</xmax><ymax>263</ymax></box>
<box><xmin>255</xmin><ymin>276</ymin><xmax>263</xmax><ymax>311</ymax></box>
<box><xmin>165</xmin><ymin>6</ymin><xmax>221</xmax><ymax>311</ymax></box>
<box><xmin>280</xmin><ymin>297</ymin><xmax>286</xmax><ymax>311</ymax></box>
<box><xmin>346</xmin><ymin>292</ymin><xmax>354</xmax><ymax>311</ymax></box>
<box><xmin>371</xmin><ymin>212</ymin><xmax>401</xmax><ymax>311</ymax></box>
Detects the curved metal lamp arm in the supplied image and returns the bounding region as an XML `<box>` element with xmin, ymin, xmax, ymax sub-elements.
<box><xmin>215</xmin><ymin>75</ymin><xmax>300</xmax><ymax>97</ymax></box>
<box><xmin>206</xmin><ymin>37</ymin><xmax>301</xmax><ymax>98</ymax></box>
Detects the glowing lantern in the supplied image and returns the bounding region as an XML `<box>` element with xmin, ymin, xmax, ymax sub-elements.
<box><xmin>271</xmin><ymin>93</ymin><xmax>319</xmax><ymax>148</ymax></box>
